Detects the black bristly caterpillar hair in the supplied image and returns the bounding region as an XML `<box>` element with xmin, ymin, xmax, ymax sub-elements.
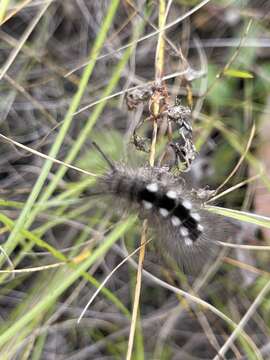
<box><xmin>92</xmin><ymin>143</ymin><xmax>236</xmax><ymax>275</ymax></box>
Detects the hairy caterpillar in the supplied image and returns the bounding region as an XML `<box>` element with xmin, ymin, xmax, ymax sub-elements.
<box><xmin>94</xmin><ymin>143</ymin><xmax>236</xmax><ymax>275</ymax></box>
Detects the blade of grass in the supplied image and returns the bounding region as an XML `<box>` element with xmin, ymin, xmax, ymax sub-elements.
<box><xmin>77</xmin><ymin>238</ymin><xmax>151</xmax><ymax>323</ymax></box>
<box><xmin>0</xmin><ymin>0</ymin><xmax>33</xmax><ymax>25</ymax></box>
<box><xmin>38</xmin><ymin>45</ymin><xmax>134</xmax><ymax>205</ymax></box>
<box><xmin>0</xmin><ymin>133</ymin><xmax>98</xmax><ymax>178</ymax></box>
<box><xmin>0</xmin><ymin>0</ymin><xmax>53</xmax><ymax>81</ymax></box>
<box><xmin>214</xmin><ymin>279</ymin><xmax>270</xmax><ymax>360</ymax></box>
<box><xmin>1</xmin><ymin>22</ymin><xmax>138</xmax><ymax>278</ymax></box>
<box><xmin>214</xmin><ymin>124</ymin><xmax>256</xmax><ymax>194</ymax></box>
<box><xmin>0</xmin><ymin>12</ymin><xmax>146</xmax><ymax>338</ymax></box>
<box><xmin>206</xmin><ymin>205</ymin><xmax>270</xmax><ymax>228</ymax></box>
<box><xmin>0</xmin><ymin>213</ymin><xmax>130</xmax><ymax>318</ymax></box>
<box><xmin>224</xmin><ymin>69</ymin><xmax>254</xmax><ymax>78</ymax></box>
<box><xmin>0</xmin><ymin>0</ymin><xmax>10</xmax><ymax>23</ymax></box>
<box><xmin>0</xmin><ymin>216</ymin><xmax>136</xmax><ymax>350</ymax></box>
<box><xmin>200</xmin><ymin>115</ymin><xmax>270</xmax><ymax>191</ymax></box>
<box><xmin>124</xmin><ymin>248</ymin><xmax>262</xmax><ymax>359</ymax></box>
<box><xmin>66</xmin><ymin>0</ymin><xmax>211</xmax><ymax>77</ymax></box>
<box><xmin>215</xmin><ymin>119</ymin><xmax>270</xmax><ymax>190</ymax></box>
<box><xmin>1</xmin><ymin>0</ymin><xmax>120</xmax><ymax>265</ymax></box>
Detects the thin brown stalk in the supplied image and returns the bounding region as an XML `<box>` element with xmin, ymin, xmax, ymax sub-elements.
<box><xmin>126</xmin><ymin>2</ymin><xmax>167</xmax><ymax>359</ymax></box>
<box><xmin>0</xmin><ymin>133</ymin><xmax>98</xmax><ymax>178</ymax></box>
<box><xmin>207</xmin><ymin>173</ymin><xmax>261</xmax><ymax>203</ymax></box>
<box><xmin>203</xmin><ymin>19</ymin><xmax>253</xmax><ymax>98</ymax></box>
<box><xmin>214</xmin><ymin>124</ymin><xmax>256</xmax><ymax>194</ymax></box>
<box><xmin>0</xmin><ymin>0</ymin><xmax>53</xmax><ymax>81</ymax></box>
<box><xmin>0</xmin><ymin>0</ymin><xmax>32</xmax><ymax>25</ymax></box>
<box><xmin>126</xmin><ymin>220</ymin><xmax>148</xmax><ymax>360</ymax></box>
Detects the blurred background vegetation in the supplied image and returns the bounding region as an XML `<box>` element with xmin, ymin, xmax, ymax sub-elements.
<box><xmin>0</xmin><ymin>0</ymin><xmax>269</xmax><ymax>359</ymax></box>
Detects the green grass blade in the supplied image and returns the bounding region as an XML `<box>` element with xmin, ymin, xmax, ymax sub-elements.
<box><xmin>3</xmin><ymin>17</ymin><xmax>142</xmax><ymax>274</ymax></box>
<box><xmin>207</xmin><ymin>205</ymin><xmax>270</xmax><ymax>228</ymax></box>
<box><xmin>224</xmin><ymin>69</ymin><xmax>253</xmax><ymax>78</ymax></box>
<box><xmin>0</xmin><ymin>0</ymin><xmax>10</xmax><ymax>23</ymax></box>
<box><xmin>0</xmin><ymin>213</ymin><xmax>130</xmax><ymax>317</ymax></box>
<box><xmin>0</xmin><ymin>216</ymin><xmax>135</xmax><ymax>349</ymax></box>
<box><xmin>1</xmin><ymin>0</ymin><xmax>120</xmax><ymax>263</ymax></box>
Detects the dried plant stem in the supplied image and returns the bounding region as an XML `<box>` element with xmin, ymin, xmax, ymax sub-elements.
<box><xmin>126</xmin><ymin>2</ymin><xmax>166</xmax><ymax>359</ymax></box>
<box><xmin>215</xmin><ymin>279</ymin><xmax>270</xmax><ymax>359</ymax></box>
<box><xmin>149</xmin><ymin>121</ymin><xmax>158</xmax><ymax>167</ymax></box>
<box><xmin>223</xmin><ymin>257</ymin><xmax>270</xmax><ymax>277</ymax></box>
<box><xmin>0</xmin><ymin>0</ymin><xmax>32</xmax><ymax>25</ymax></box>
<box><xmin>207</xmin><ymin>173</ymin><xmax>261</xmax><ymax>203</ymax></box>
<box><xmin>203</xmin><ymin>19</ymin><xmax>253</xmax><ymax>97</ymax></box>
<box><xmin>126</xmin><ymin>220</ymin><xmax>148</xmax><ymax>360</ymax></box>
<box><xmin>75</xmin><ymin>69</ymin><xmax>188</xmax><ymax>116</ymax></box>
<box><xmin>78</xmin><ymin>238</ymin><xmax>151</xmax><ymax>324</ymax></box>
<box><xmin>155</xmin><ymin>0</ymin><xmax>166</xmax><ymax>80</ymax></box>
<box><xmin>66</xmin><ymin>0</ymin><xmax>211</xmax><ymax>77</ymax></box>
<box><xmin>0</xmin><ymin>133</ymin><xmax>98</xmax><ymax>178</ymax></box>
<box><xmin>214</xmin><ymin>124</ymin><xmax>256</xmax><ymax>194</ymax></box>
<box><xmin>0</xmin><ymin>0</ymin><xmax>53</xmax><ymax>81</ymax></box>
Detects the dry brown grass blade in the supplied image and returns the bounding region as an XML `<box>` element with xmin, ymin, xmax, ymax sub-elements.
<box><xmin>207</xmin><ymin>173</ymin><xmax>261</xmax><ymax>203</ymax></box>
<box><xmin>126</xmin><ymin>220</ymin><xmax>148</xmax><ymax>360</ymax></box>
<box><xmin>0</xmin><ymin>262</ymin><xmax>65</xmax><ymax>274</ymax></box>
<box><xmin>214</xmin><ymin>124</ymin><xmax>256</xmax><ymax>195</ymax></box>
<box><xmin>0</xmin><ymin>0</ymin><xmax>32</xmax><ymax>25</ymax></box>
<box><xmin>65</xmin><ymin>0</ymin><xmax>211</xmax><ymax>77</ymax></box>
<box><xmin>215</xmin><ymin>279</ymin><xmax>270</xmax><ymax>359</ymax></box>
<box><xmin>4</xmin><ymin>74</ymin><xmax>56</xmax><ymax>126</ymax></box>
<box><xmin>77</xmin><ymin>238</ymin><xmax>151</xmax><ymax>324</ymax></box>
<box><xmin>0</xmin><ymin>133</ymin><xmax>98</xmax><ymax>178</ymax></box>
<box><xmin>74</xmin><ymin>69</ymin><xmax>188</xmax><ymax>116</ymax></box>
<box><xmin>122</xmin><ymin>243</ymin><xmax>262</xmax><ymax>359</ymax></box>
<box><xmin>223</xmin><ymin>257</ymin><xmax>270</xmax><ymax>277</ymax></box>
<box><xmin>203</xmin><ymin>19</ymin><xmax>253</xmax><ymax>98</ymax></box>
<box><xmin>0</xmin><ymin>0</ymin><xmax>53</xmax><ymax>81</ymax></box>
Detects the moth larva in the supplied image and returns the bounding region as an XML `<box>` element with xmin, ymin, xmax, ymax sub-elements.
<box><xmin>94</xmin><ymin>143</ymin><xmax>236</xmax><ymax>275</ymax></box>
